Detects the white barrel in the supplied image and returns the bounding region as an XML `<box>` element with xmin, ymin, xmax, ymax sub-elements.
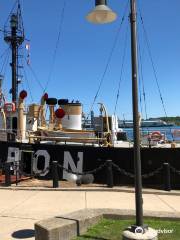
<box><xmin>60</xmin><ymin>103</ymin><xmax>82</xmax><ymax>130</ymax></box>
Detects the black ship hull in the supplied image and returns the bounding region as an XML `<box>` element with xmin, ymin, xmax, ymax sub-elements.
<box><xmin>0</xmin><ymin>141</ymin><xmax>180</xmax><ymax>189</ymax></box>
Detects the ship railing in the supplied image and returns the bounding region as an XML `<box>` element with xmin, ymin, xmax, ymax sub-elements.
<box><xmin>171</xmin><ymin>129</ymin><xmax>180</xmax><ymax>142</ymax></box>
<box><xmin>140</xmin><ymin>129</ymin><xmax>167</xmax><ymax>146</ymax></box>
<box><xmin>28</xmin><ymin>134</ymin><xmax>107</xmax><ymax>145</ymax></box>
<box><xmin>0</xmin><ymin>129</ymin><xmax>31</xmax><ymax>142</ymax></box>
<box><xmin>0</xmin><ymin>129</ymin><xmax>18</xmax><ymax>134</ymax></box>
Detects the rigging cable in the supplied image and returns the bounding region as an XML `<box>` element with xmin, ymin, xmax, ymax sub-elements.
<box><xmin>43</xmin><ymin>0</ymin><xmax>66</xmax><ymax>93</ymax></box>
<box><xmin>139</xmin><ymin>10</ymin><xmax>168</xmax><ymax>118</ymax></box>
<box><xmin>22</xmin><ymin>61</ymin><xmax>34</xmax><ymax>102</ymax></box>
<box><xmin>17</xmin><ymin>0</ymin><xmax>43</xmax><ymax>100</ymax></box>
<box><xmin>17</xmin><ymin>0</ymin><xmax>25</xmax><ymax>36</ymax></box>
<box><xmin>26</xmin><ymin>64</ymin><xmax>44</xmax><ymax>91</ymax></box>
<box><xmin>0</xmin><ymin>49</ymin><xmax>10</xmax><ymax>97</ymax></box>
<box><xmin>0</xmin><ymin>47</ymin><xmax>10</xmax><ymax>60</ymax></box>
<box><xmin>19</xmin><ymin>48</ymin><xmax>34</xmax><ymax>102</ymax></box>
<box><xmin>137</xmin><ymin>24</ymin><xmax>148</xmax><ymax>120</ymax></box>
<box><xmin>0</xmin><ymin>48</ymin><xmax>10</xmax><ymax>75</ymax></box>
<box><xmin>137</xmin><ymin>27</ymin><xmax>143</xmax><ymax>119</ymax></box>
<box><xmin>137</xmin><ymin>29</ymin><xmax>151</xmax><ymax>135</ymax></box>
<box><xmin>114</xmin><ymin>22</ymin><xmax>129</xmax><ymax>115</ymax></box>
<box><xmin>138</xmin><ymin>6</ymin><xmax>174</xmax><ymax>140</ymax></box>
<box><xmin>4</xmin><ymin>0</ymin><xmax>19</xmax><ymax>27</ymax></box>
<box><xmin>138</xmin><ymin>69</ymin><xmax>143</xmax><ymax>118</ymax></box>
<box><xmin>87</xmin><ymin>0</ymin><xmax>130</xmax><ymax>120</ymax></box>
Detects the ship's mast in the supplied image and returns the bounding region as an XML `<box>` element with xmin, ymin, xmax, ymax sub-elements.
<box><xmin>4</xmin><ymin>3</ymin><xmax>24</xmax><ymax>105</ymax></box>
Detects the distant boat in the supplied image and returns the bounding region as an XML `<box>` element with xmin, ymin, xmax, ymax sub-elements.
<box><xmin>119</xmin><ymin>119</ymin><xmax>174</xmax><ymax>128</ymax></box>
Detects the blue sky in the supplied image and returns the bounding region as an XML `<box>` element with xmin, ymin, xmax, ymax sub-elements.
<box><xmin>0</xmin><ymin>0</ymin><xmax>180</xmax><ymax>120</ymax></box>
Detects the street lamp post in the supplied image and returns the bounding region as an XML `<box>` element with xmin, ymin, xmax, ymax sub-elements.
<box><xmin>86</xmin><ymin>1</ymin><xmax>158</xmax><ymax>239</ymax></box>
<box><xmin>87</xmin><ymin>0</ymin><xmax>143</xmax><ymax>227</ymax></box>
<box><xmin>129</xmin><ymin>0</ymin><xmax>143</xmax><ymax>228</ymax></box>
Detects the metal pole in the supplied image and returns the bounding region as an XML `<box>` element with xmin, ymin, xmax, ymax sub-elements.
<box><xmin>95</xmin><ymin>0</ymin><xmax>107</xmax><ymax>6</ymax></box>
<box><xmin>106</xmin><ymin>160</ymin><xmax>113</xmax><ymax>188</ymax></box>
<box><xmin>52</xmin><ymin>161</ymin><xmax>59</xmax><ymax>188</ymax></box>
<box><xmin>130</xmin><ymin>0</ymin><xmax>143</xmax><ymax>226</ymax></box>
<box><xmin>11</xmin><ymin>25</ymin><xmax>18</xmax><ymax>104</ymax></box>
<box><xmin>5</xmin><ymin>162</ymin><xmax>11</xmax><ymax>186</ymax></box>
<box><xmin>163</xmin><ymin>163</ymin><xmax>171</xmax><ymax>191</ymax></box>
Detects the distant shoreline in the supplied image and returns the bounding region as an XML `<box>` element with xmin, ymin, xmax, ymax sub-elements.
<box><xmin>120</xmin><ymin>125</ymin><xmax>175</xmax><ymax>128</ymax></box>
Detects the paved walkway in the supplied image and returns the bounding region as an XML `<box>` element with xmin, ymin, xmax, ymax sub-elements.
<box><xmin>0</xmin><ymin>188</ymin><xmax>180</xmax><ymax>240</ymax></box>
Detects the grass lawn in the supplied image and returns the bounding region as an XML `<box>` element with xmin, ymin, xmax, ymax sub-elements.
<box><xmin>73</xmin><ymin>217</ymin><xmax>180</xmax><ymax>240</ymax></box>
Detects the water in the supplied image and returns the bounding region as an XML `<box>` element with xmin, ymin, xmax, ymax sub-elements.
<box><xmin>123</xmin><ymin>126</ymin><xmax>180</xmax><ymax>141</ymax></box>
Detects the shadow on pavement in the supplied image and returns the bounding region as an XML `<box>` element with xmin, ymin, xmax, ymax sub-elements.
<box><xmin>77</xmin><ymin>236</ymin><xmax>109</xmax><ymax>240</ymax></box>
<box><xmin>11</xmin><ymin>229</ymin><xmax>35</xmax><ymax>239</ymax></box>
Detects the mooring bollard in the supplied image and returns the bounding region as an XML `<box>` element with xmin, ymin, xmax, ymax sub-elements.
<box><xmin>14</xmin><ymin>161</ymin><xmax>19</xmax><ymax>186</ymax></box>
<box><xmin>4</xmin><ymin>162</ymin><xmax>11</xmax><ymax>186</ymax></box>
<box><xmin>52</xmin><ymin>161</ymin><xmax>59</xmax><ymax>188</ymax></box>
<box><xmin>106</xmin><ymin>160</ymin><xmax>114</xmax><ymax>188</ymax></box>
<box><xmin>163</xmin><ymin>162</ymin><xmax>171</xmax><ymax>191</ymax></box>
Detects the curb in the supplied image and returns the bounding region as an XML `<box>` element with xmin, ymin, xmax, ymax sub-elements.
<box><xmin>0</xmin><ymin>186</ymin><xmax>180</xmax><ymax>196</ymax></box>
<box><xmin>35</xmin><ymin>208</ymin><xmax>180</xmax><ymax>240</ymax></box>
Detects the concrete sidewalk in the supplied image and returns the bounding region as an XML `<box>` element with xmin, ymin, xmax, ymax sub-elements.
<box><xmin>0</xmin><ymin>188</ymin><xmax>180</xmax><ymax>240</ymax></box>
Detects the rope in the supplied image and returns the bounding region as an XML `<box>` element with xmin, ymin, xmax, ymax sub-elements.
<box><xmin>4</xmin><ymin>0</ymin><xmax>24</xmax><ymax>34</ymax></box>
<box><xmin>4</xmin><ymin>0</ymin><xmax>19</xmax><ymax>27</ymax></box>
<box><xmin>138</xmin><ymin>71</ymin><xmax>143</xmax><ymax>120</ymax></box>
<box><xmin>114</xmin><ymin>23</ymin><xmax>129</xmax><ymax>115</ymax></box>
<box><xmin>0</xmin><ymin>47</ymin><xmax>10</xmax><ymax>60</ymax></box>
<box><xmin>137</xmin><ymin>27</ymin><xmax>148</xmax><ymax>120</ymax></box>
<box><xmin>0</xmin><ymin>48</ymin><xmax>10</xmax><ymax>76</ymax></box>
<box><xmin>140</xmin><ymin>16</ymin><xmax>167</xmax><ymax>117</ymax></box>
<box><xmin>27</xmin><ymin>64</ymin><xmax>44</xmax><ymax>91</ymax></box>
<box><xmin>138</xmin><ymin>6</ymin><xmax>174</xmax><ymax>141</ymax></box>
<box><xmin>86</xmin><ymin>0</ymin><xmax>130</xmax><ymax>120</ymax></box>
<box><xmin>137</xmin><ymin>24</ymin><xmax>151</xmax><ymax>135</ymax></box>
<box><xmin>17</xmin><ymin>0</ymin><xmax>25</xmax><ymax>37</ymax></box>
<box><xmin>43</xmin><ymin>0</ymin><xmax>66</xmax><ymax>93</ymax></box>
<box><xmin>21</xmin><ymin>59</ymin><xmax>34</xmax><ymax>102</ymax></box>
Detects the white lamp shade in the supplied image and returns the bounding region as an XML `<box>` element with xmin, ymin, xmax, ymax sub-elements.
<box><xmin>86</xmin><ymin>5</ymin><xmax>117</xmax><ymax>24</ymax></box>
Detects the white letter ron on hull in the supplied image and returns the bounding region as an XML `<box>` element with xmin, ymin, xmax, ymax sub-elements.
<box><xmin>63</xmin><ymin>151</ymin><xmax>83</xmax><ymax>180</ymax></box>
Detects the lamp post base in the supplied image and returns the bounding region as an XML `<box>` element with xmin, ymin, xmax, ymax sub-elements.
<box><xmin>122</xmin><ymin>227</ymin><xmax>158</xmax><ymax>240</ymax></box>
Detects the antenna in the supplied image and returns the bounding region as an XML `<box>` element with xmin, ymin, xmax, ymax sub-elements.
<box><xmin>4</xmin><ymin>2</ymin><xmax>25</xmax><ymax>105</ymax></box>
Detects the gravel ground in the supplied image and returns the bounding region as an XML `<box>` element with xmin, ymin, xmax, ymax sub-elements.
<box><xmin>5</xmin><ymin>177</ymin><xmax>107</xmax><ymax>188</ymax></box>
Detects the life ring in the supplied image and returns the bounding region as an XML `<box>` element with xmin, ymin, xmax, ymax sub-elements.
<box><xmin>173</xmin><ymin>130</ymin><xmax>180</xmax><ymax>138</ymax></box>
<box><xmin>150</xmin><ymin>131</ymin><xmax>163</xmax><ymax>141</ymax></box>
